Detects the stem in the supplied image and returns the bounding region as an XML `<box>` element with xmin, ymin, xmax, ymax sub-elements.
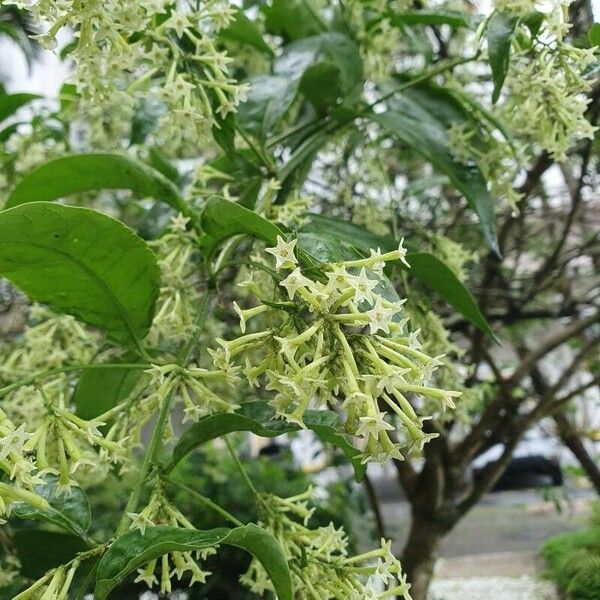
<box><xmin>115</xmin><ymin>390</ymin><xmax>175</xmax><ymax>536</ymax></box>
<box><xmin>224</xmin><ymin>436</ymin><xmax>258</xmax><ymax>496</ymax></box>
<box><xmin>178</xmin><ymin>289</ymin><xmax>213</xmax><ymax>366</ymax></box>
<box><xmin>165</xmin><ymin>477</ymin><xmax>244</xmax><ymax>527</ymax></box>
<box><xmin>0</xmin><ymin>363</ymin><xmax>149</xmax><ymax>397</ymax></box>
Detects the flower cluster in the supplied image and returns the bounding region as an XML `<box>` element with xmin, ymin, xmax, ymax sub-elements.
<box><xmin>0</xmin><ymin>409</ymin><xmax>48</xmax><ymax>522</ymax></box>
<box><xmin>13</xmin><ymin>547</ymin><xmax>104</xmax><ymax>600</ymax></box>
<box><xmin>498</xmin><ymin>3</ymin><xmax>597</xmax><ymax>160</ymax></box>
<box><xmin>143</xmin><ymin>362</ymin><xmax>238</xmax><ymax>425</ymax></box>
<box><xmin>148</xmin><ymin>214</ymin><xmax>203</xmax><ymax>346</ymax></box>
<box><xmin>128</xmin><ymin>483</ymin><xmax>214</xmax><ymax>594</ymax></box>
<box><xmin>212</xmin><ymin>236</ymin><xmax>459</xmax><ymax>463</ymax></box>
<box><xmin>242</xmin><ymin>489</ymin><xmax>412</xmax><ymax>599</ymax></box>
<box><xmin>6</xmin><ymin>0</ymin><xmax>247</xmax><ymax>154</ymax></box>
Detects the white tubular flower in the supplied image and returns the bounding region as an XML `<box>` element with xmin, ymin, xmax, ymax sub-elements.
<box><xmin>129</xmin><ymin>485</ymin><xmax>215</xmax><ymax>594</ymax></box>
<box><xmin>214</xmin><ymin>235</ymin><xmax>460</xmax><ymax>463</ymax></box>
<box><xmin>280</xmin><ymin>267</ymin><xmax>312</xmax><ymax>299</ymax></box>
<box><xmin>265</xmin><ymin>235</ymin><xmax>299</xmax><ymax>270</ymax></box>
<box><xmin>242</xmin><ymin>490</ymin><xmax>412</xmax><ymax>599</ymax></box>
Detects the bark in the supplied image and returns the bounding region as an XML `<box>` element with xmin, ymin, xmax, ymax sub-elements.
<box><xmin>554</xmin><ymin>410</ymin><xmax>600</xmax><ymax>495</ymax></box>
<box><xmin>401</xmin><ymin>510</ymin><xmax>443</xmax><ymax>600</ymax></box>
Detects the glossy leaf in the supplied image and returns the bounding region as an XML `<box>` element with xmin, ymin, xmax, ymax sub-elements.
<box><xmin>0</xmin><ymin>92</ymin><xmax>40</xmax><ymax>124</ymax></box>
<box><xmin>408</xmin><ymin>253</ymin><xmax>493</xmax><ymax>336</ymax></box>
<box><xmin>11</xmin><ymin>473</ymin><xmax>91</xmax><ymax>538</ymax></box>
<box><xmin>167</xmin><ymin>400</ymin><xmax>366</xmax><ymax>481</ymax></box>
<box><xmin>388</xmin><ymin>9</ymin><xmax>475</xmax><ymax>29</ymax></box>
<box><xmin>220</xmin><ymin>9</ymin><xmax>273</xmax><ymax>55</ymax></box>
<box><xmin>74</xmin><ymin>360</ymin><xmax>144</xmax><ymax>420</ymax></box>
<box><xmin>14</xmin><ymin>530</ymin><xmax>87</xmax><ymax>579</ymax></box>
<box><xmin>237</xmin><ymin>75</ymin><xmax>299</xmax><ymax>139</ymax></box>
<box><xmin>487</xmin><ymin>11</ymin><xmax>518</xmax><ymax>104</ymax></box>
<box><xmin>5</xmin><ymin>153</ymin><xmax>187</xmax><ymax>215</ymax></box>
<box><xmin>94</xmin><ymin>524</ymin><xmax>292</xmax><ymax>600</ymax></box>
<box><xmin>0</xmin><ymin>202</ymin><xmax>161</xmax><ymax>349</ymax></box>
<box><xmin>199</xmin><ymin>196</ymin><xmax>282</xmax><ymax>259</ymax></box>
<box><xmin>373</xmin><ymin>87</ymin><xmax>499</xmax><ymax>255</ymax></box>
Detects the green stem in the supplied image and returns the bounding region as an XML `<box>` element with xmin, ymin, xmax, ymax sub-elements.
<box><xmin>178</xmin><ymin>288</ymin><xmax>213</xmax><ymax>366</ymax></box>
<box><xmin>165</xmin><ymin>477</ymin><xmax>244</xmax><ymax>527</ymax></box>
<box><xmin>115</xmin><ymin>391</ymin><xmax>175</xmax><ymax>536</ymax></box>
<box><xmin>0</xmin><ymin>363</ymin><xmax>149</xmax><ymax>397</ymax></box>
<box><xmin>224</xmin><ymin>436</ymin><xmax>258</xmax><ymax>497</ymax></box>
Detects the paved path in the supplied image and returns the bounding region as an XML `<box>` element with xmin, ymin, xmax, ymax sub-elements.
<box><xmin>381</xmin><ymin>489</ymin><xmax>592</xmax><ymax>563</ymax></box>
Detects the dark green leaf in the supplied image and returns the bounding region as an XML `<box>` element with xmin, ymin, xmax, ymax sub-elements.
<box><xmin>487</xmin><ymin>11</ymin><xmax>518</xmax><ymax>104</ymax></box>
<box><xmin>300</xmin><ymin>62</ymin><xmax>342</xmax><ymax>112</ymax></box>
<box><xmin>262</xmin><ymin>0</ymin><xmax>323</xmax><ymax>42</ymax></box>
<box><xmin>167</xmin><ymin>400</ymin><xmax>366</xmax><ymax>481</ymax></box>
<box><xmin>0</xmin><ymin>92</ymin><xmax>40</xmax><ymax>124</ymax></box>
<box><xmin>147</xmin><ymin>146</ymin><xmax>180</xmax><ymax>184</ymax></box>
<box><xmin>0</xmin><ymin>202</ymin><xmax>161</xmax><ymax>348</ymax></box>
<box><xmin>130</xmin><ymin>98</ymin><xmax>164</xmax><ymax>145</ymax></box>
<box><xmin>212</xmin><ymin>112</ymin><xmax>237</xmax><ymax>158</ymax></box>
<box><xmin>220</xmin><ymin>9</ymin><xmax>274</xmax><ymax>55</ymax></box>
<box><xmin>74</xmin><ymin>359</ymin><xmax>144</xmax><ymax>420</ymax></box>
<box><xmin>11</xmin><ymin>473</ymin><xmax>91</xmax><ymax>538</ymax></box>
<box><xmin>373</xmin><ymin>86</ymin><xmax>499</xmax><ymax>255</ymax></box>
<box><xmin>0</xmin><ymin>122</ymin><xmax>20</xmax><ymax>143</ymax></box>
<box><xmin>407</xmin><ymin>253</ymin><xmax>493</xmax><ymax>336</ymax></box>
<box><xmin>0</xmin><ymin>582</ymin><xmax>28</xmax><ymax>599</ymax></box>
<box><xmin>94</xmin><ymin>524</ymin><xmax>292</xmax><ymax>600</ymax></box>
<box><xmin>388</xmin><ymin>9</ymin><xmax>475</xmax><ymax>29</ymax></box>
<box><xmin>199</xmin><ymin>196</ymin><xmax>282</xmax><ymax>260</ymax></box>
<box><xmin>237</xmin><ymin>75</ymin><xmax>299</xmax><ymax>139</ymax></box>
<box><xmin>274</xmin><ymin>33</ymin><xmax>363</xmax><ymax>96</ymax></box>
<box><xmin>5</xmin><ymin>153</ymin><xmax>188</xmax><ymax>216</ymax></box>
<box><xmin>13</xmin><ymin>530</ymin><xmax>87</xmax><ymax>579</ymax></box>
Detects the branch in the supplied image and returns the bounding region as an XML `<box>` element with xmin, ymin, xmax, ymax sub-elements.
<box><xmin>508</xmin><ymin>311</ymin><xmax>600</xmax><ymax>385</ymax></box>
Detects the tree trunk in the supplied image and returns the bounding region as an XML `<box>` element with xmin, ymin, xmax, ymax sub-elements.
<box><xmin>554</xmin><ymin>410</ymin><xmax>600</xmax><ymax>494</ymax></box>
<box><xmin>401</xmin><ymin>511</ymin><xmax>443</xmax><ymax>600</ymax></box>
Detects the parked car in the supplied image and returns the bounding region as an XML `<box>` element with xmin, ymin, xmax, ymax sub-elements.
<box><xmin>473</xmin><ymin>427</ymin><xmax>563</xmax><ymax>490</ymax></box>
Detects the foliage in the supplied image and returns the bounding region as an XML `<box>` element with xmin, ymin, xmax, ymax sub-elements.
<box><xmin>0</xmin><ymin>1</ymin><xmax>598</xmax><ymax>599</ymax></box>
<box><xmin>541</xmin><ymin>504</ymin><xmax>600</xmax><ymax>600</ymax></box>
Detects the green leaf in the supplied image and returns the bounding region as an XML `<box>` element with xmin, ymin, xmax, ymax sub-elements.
<box><xmin>487</xmin><ymin>11</ymin><xmax>518</xmax><ymax>104</ymax></box>
<box><xmin>407</xmin><ymin>253</ymin><xmax>493</xmax><ymax>336</ymax></box>
<box><xmin>199</xmin><ymin>196</ymin><xmax>282</xmax><ymax>260</ymax></box>
<box><xmin>274</xmin><ymin>33</ymin><xmax>363</xmax><ymax>97</ymax></box>
<box><xmin>388</xmin><ymin>9</ymin><xmax>476</xmax><ymax>29</ymax></box>
<box><xmin>300</xmin><ymin>62</ymin><xmax>342</xmax><ymax>113</ymax></box>
<box><xmin>237</xmin><ymin>75</ymin><xmax>299</xmax><ymax>139</ymax></box>
<box><xmin>373</xmin><ymin>85</ymin><xmax>499</xmax><ymax>256</ymax></box>
<box><xmin>5</xmin><ymin>153</ymin><xmax>188</xmax><ymax>215</ymax></box>
<box><xmin>11</xmin><ymin>473</ymin><xmax>91</xmax><ymax>538</ymax></box>
<box><xmin>262</xmin><ymin>0</ymin><xmax>323</xmax><ymax>42</ymax></box>
<box><xmin>94</xmin><ymin>524</ymin><xmax>292</xmax><ymax>600</ymax></box>
<box><xmin>0</xmin><ymin>92</ymin><xmax>40</xmax><ymax>124</ymax></box>
<box><xmin>167</xmin><ymin>400</ymin><xmax>366</xmax><ymax>481</ymax></box>
<box><xmin>589</xmin><ymin>23</ymin><xmax>600</xmax><ymax>47</ymax></box>
<box><xmin>0</xmin><ymin>202</ymin><xmax>161</xmax><ymax>349</ymax></box>
<box><xmin>13</xmin><ymin>530</ymin><xmax>87</xmax><ymax>579</ymax></box>
<box><xmin>220</xmin><ymin>9</ymin><xmax>274</xmax><ymax>55</ymax></box>
<box><xmin>74</xmin><ymin>359</ymin><xmax>144</xmax><ymax>420</ymax></box>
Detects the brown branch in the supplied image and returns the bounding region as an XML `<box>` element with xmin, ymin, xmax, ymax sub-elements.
<box><xmin>508</xmin><ymin>311</ymin><xmax>600</xmax><ymax>385</ymax></box>
<box><xmin>363</xmin><ymin>473</ymin><xmax>387</xmax><ymax>540</ymax></box>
